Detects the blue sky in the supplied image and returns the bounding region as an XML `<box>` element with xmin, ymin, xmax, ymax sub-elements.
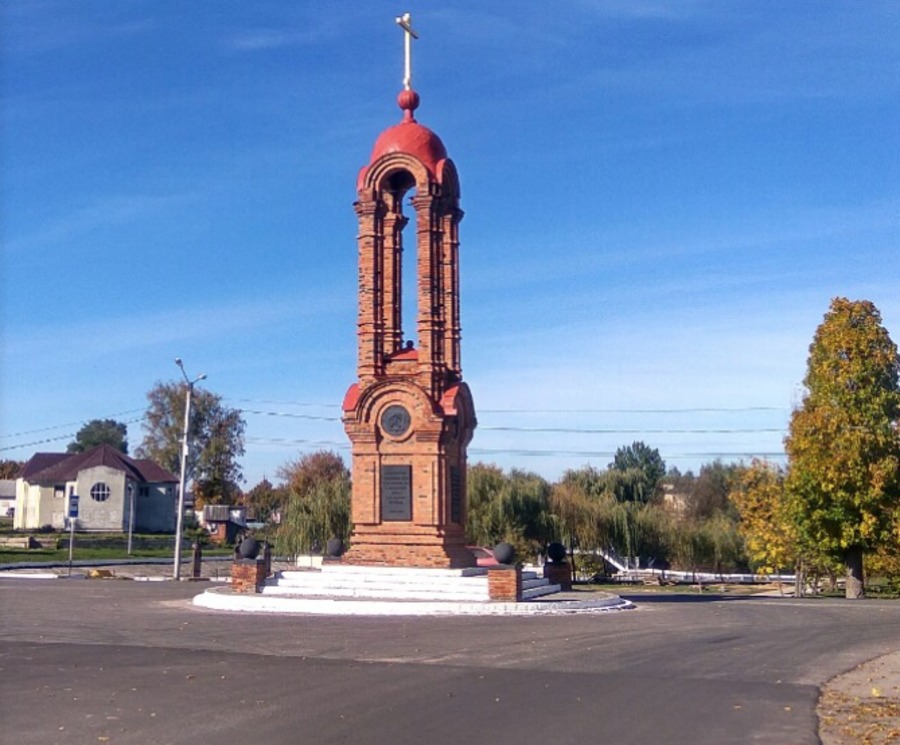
<box><xmin>2</xmin><ymin>1</ymin><xmax>898</xmax><ymax>487</ymax></box>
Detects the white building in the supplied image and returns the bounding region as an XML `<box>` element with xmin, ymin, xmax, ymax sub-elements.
<box><xmin>0</xmin><ymin>480</ymin><xmax>15</xmax><ymax>517</ymax></box>
<box><xmin>14</xmin><ymin>444</ymin><xmax>178</xmax><ymax>532</ymax></box>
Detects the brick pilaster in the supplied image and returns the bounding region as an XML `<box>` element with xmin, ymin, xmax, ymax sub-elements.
<box><xmin>487</xmin><ymin>565</ymin><xmax>522</xmax><ymax>602</ymax></box>
<box><xmin>544</xmin><ymin>561</ymin><xmax>572</xmax><ymax>591</ymax></box>
<box><xmin>231</xmin><ymin>559</ymin><xmax>267</xmax><ymax>593</ymax></box>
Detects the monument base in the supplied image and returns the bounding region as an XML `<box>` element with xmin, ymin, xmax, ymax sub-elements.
<box><xmin>342</xmin><ymin>524</ymin><xmax>475</xmax><ymax>568</ymax></box>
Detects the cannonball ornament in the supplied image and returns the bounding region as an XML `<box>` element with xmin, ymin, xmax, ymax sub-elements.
<box><xmin>547</xmin><ymin>542</ymin><xmax>567</xmax><ymax>563</ymax></box>
<box><xmin>325</xmin><ymin>537</ymin><xmax>345</xmax><ymax>557</ymax></box>
<box><xmin>238</xmin><ymin>536</ymin><xmax>260</xmax><ymax>560</ymax></box>
<box><xmin>493</xmin><ymin>542</ymin><xmax>516</xmax><ymax>566</ymax></box>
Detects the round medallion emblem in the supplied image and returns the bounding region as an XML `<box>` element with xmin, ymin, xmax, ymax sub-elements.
<box><xmin>380</xmin><ymin>404</ymin><xmax>411</xmax><ymax>437</ymax></box>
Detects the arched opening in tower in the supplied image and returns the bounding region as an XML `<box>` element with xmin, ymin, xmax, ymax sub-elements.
<box><xmin>387</xmin><ymin>169</ymin><xmax>418</xmax><ymax>353</ymax></box>
<box><xmin>402</xmin><ymin>187</ymin><xmax>418</xmax><ymax>350</ymax></box>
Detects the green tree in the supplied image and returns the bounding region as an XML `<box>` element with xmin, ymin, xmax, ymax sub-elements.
<box><xmin>67</xmin><ymin>419</ymin><xmax>128</xmax><ymax>454</ymax></box>
<box><xmin>785</xmin><ymin>298</ymin><xmax>900</xmax><ymax>598</ymax></box>
<box><xmin>136</xmin><ymin>381</ymin><xmax>246</xmax><ymax>503</ymax></box>
<box><xmin>609</xmin><ymin>441</ymin><xmax>666</xmax><ymax>503</ymax></box>
<box><xmin>552</xmin><ymin>469</ymin><xmax>603</xmax><ymax>547</ymax></box>
<box><xmin>552</xmin><ymin>466</ymin><xmax>683</xmax><ymax>571</ymax></box>
<box><xmin>275</xmin><ymin>451</ymin><xmax>350</xmax><ymax>556</ymax></box>
<box><xmin>243</xmin><ymin>477</ymin><xmax>284</xmax><ymax>523</ymax></box>
<box><xmin>0</xmin><ymin>460</ymin><xmax>24</xmax><ymax>479</ymax></box>
<box><xmin>466</xmin><ymin>463</ymin><xmax>508</xmax><ymax>548</ymax></box>
<box><xmin>465</xmin><ymin>464</ymin><xmax>555</xmax><ymax>559</ymax></box>
<box><xmin>684</xmin><ymin>460</ymin><xmax>742</xmax><ymax>521</ymax></box>
<box><xmin>501</xmin><ymin>469</ymin><xmax>555</xmax><ymax>557</ymax></box>
<box><xmin>277</xmin><ymin>450</ymin><xmax>348</xmax><ymax>496</ymax></box>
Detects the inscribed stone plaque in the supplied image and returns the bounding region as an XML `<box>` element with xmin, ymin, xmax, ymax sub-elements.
<box><xmin>450</xmin><ymin>466</ymin><xmax>461</xmax><ymax>523</ymax></box>
<box><xmin>381</xmin><ymin>465</ymin><xmax>412</xmax><ymax>521</ymax></box>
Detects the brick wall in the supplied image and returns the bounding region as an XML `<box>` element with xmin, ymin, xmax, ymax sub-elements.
<box><xmin>487</xmin><ymin>566</ymin><xmax>522</xmax><ymax>602</ymax></box>
<box><xmin>231</xmin><ymin>560</ymin><xmax>266</xmax><ymax>593</ymax></box>
<box><xmin>544</xmin><ymin>561</ymin><xmax>572</xmax><ymax>591</ymax></box>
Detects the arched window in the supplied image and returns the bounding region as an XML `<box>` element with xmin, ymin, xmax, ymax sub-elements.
<box><xmin>90</xmin><ymin>482</ymin><xmax>111</xmax><ymax>502</ymax></box>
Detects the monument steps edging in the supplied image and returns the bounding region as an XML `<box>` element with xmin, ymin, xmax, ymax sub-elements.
<box><xmin>261</xmin><ymin>565</ymin><xmax>561</xmax><ymax>602</ymax></box>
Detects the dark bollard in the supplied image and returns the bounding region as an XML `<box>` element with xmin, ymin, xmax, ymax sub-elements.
<box><xmin>263</xmin><ymin>541</ymin><xmax>272</xmax><ymax>577</ymax></box>
<box><xmin>191</xmin><ymin>541</ymin><xmax>202</xmax><ymax>579</ymax></box>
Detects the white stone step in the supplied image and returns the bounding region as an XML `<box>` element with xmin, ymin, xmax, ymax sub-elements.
<box><xmin>522</xmin><ymin>582</ymin><xmax>562</xmax><ymax>599</ymax></box>
<box><xmin>265</xmin><ymin>566</ymin><xmax>490</xmax><ymax>601</ymax></box>
<box><xmin>274</xmin><ymin>572</ymin><xmax>488</xmax><ymax>592</ymax></box>
<box><xmin>522</xmin><ymin>577</ymin><xmax>551</xmax><ymax>590</ymax></box>
<box><xmin>262</xmin><ymin>583</ymin><xmax>490</xmax><ymax>601</ymax></box>
<box><xmin>261</xmin><ymin>564</ymin><xmax>563</xmax><ymax>602</ymax></box>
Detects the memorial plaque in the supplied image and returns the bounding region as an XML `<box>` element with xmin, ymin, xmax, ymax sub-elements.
<box><xmin>450</xmin><ymin>466</ymin><xmax>461</xmax><ymax>523</ymax></box>
<box><xmin>381</xmin><ymin>465</ymin><xmax>412</xmax><ymax>521</ymax></box>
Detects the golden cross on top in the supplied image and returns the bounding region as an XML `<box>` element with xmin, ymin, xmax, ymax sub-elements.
<box><xmin>395</xmin><ymin>12</ymin><xmax>419</xmax><ymax>91</ymax></box>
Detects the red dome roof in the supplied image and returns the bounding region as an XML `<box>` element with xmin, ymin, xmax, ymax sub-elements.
<box><xmin>368</xmin><ymin>89</ymin><xmax>447</xmax><ymax>175</ymax></box>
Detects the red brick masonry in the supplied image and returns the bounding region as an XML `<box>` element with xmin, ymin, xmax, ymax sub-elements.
<box><xmin>543</xmin><ymin>562</ymin><xmax>572</xmax><ymax>591</ymax></box>
<box><xmin>231</xmin><ymin>560</ymin><xmax>267</xmax><ymax>593</ymax></box>
<box><xmin>487</xmin><ymin>565</ymin><xmax>522</xmax><ymax>602</ymax></box>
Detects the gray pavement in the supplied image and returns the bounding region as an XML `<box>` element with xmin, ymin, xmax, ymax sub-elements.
<box><xmin>1</xmin><ymin>577</ymin><xmax>898</xmax><ymax>744</ymax></box>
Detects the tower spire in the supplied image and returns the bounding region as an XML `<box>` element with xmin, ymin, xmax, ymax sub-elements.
<box><xmin>395</xmin><ymin>12</ymin><xmax>418</xmax><ymax>91</ymax></box>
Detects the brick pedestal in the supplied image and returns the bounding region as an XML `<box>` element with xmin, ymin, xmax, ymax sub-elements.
<box><xmin>231</xmin><ymin>559</ymin><xmax>267</xmax><ymax>593</ymax></box>
<box><xmin>543</xmin><ymin>561</ymin><xmax>572</xmax><ymax>591</ymax></box>
<box><xmin>487</xmin><ymin>565</ymin><xmax>522</xmax><ymax>602</ymax></box>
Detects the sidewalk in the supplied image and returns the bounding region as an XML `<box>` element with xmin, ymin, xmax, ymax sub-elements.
<box><xmin>0</xmin><ymin>558</ymin><xmax>294</xmax><ymax>581</ymax></box>
<box><xmin>819</xmin><ymin>650</ymin><xmax>900</xmax><ymax>745</ymax></box>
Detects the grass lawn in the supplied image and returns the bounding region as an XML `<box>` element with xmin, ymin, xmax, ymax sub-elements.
<box><xmin>572</xmin><ymin>581</ymin><xmax>785</xmax><ymax>596</ymax></box>
<box><xmin>574</xmin><ymin>580</ymin><xmax>899</xmax><ymax>599</ymax></box>
<box><xmin>0</xmin><ymin>546</ymin><xmax>234</xmax><ymax>564</ymax></box>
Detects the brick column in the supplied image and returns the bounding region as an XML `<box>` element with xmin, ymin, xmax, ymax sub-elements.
<box><xmin>487</xmin><ymin>565</ymin><xmax>522</xmax><ymax>602</ymax></box>
<box><xmin>543</xmin><ymin>561</ymin><xmax>572</xmax><ymax>591</ymax></box>
<box><xmin>231</xmin><ymin>559</ymin><xmax>267</xmax><ymax>593</ymax></box>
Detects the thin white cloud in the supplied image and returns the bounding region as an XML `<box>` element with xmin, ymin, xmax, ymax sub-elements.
<box><xmin>571</xmin><ymin>0</ymin><xmax>706</xmax><ymax>20</ymax></box>
<box><xmin>226</xmin><ymin>28</ymin><xmax>322</xmax><ymax>52</ymax></box>
<box><xmin>3</xmin><ymin>193</ymin><xmax>198</xmax><ymax>256</ymax></box>
<box><xmin>463</xmin><ymin>196</ymin><xmax>900</xmax><ymax>294</ymax></box>
<box><xmin>5</xmin><ymin>290</ymin><xmax>352</xmax><ymax>363</ymax></box>
<box><xmin>1</xmin><ymin>2</ymin><xmax>157</xmax><ymax>56</ymax></box>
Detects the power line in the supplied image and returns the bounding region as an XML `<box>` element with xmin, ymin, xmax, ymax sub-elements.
<box><xmin>0</xmin><ymin>409</ymin><xmax>147</xmax><ymax>439</ymax></box>
<box><xmin>480</xmin><ymin>425</ymin><xmax>785</xmax><ymax>434</ymax></box>
<box><xmin>469</xmin><ymin>446</ymin><xmax>786</xmax><ymax>459</ymax></box>
<box><xmin>239</xmin><ymin>409</ymin><xmax>341</xmax><ymax>422</ymax></box>
<box><xmin>479</xmin><ymin>407</ymin><xmax>788</xmax><ymax>414</ymax></box>
<box><xmin>1</xmin><ymin>400</ymin><xmax>790</xmax><ymax>460</ymax></box>
<box><xmin>229</xmin><ymin>398</ymin><xmax>788</xmax><ymax>415</ymax></box>
<box><xmin>228</xmin><ymin>398</ymin><xmax>335</xmax><ymax>408</ymax></box>
<box><xmin>0</xmin><ymin>433</ymin><xmax>77</xmax><ymax>452</ymax></box>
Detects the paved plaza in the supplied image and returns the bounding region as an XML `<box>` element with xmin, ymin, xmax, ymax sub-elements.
<box><xmin>1</xmin><ymin>578</ymin><xmax>898</xmax><ymax>744</ymax></box>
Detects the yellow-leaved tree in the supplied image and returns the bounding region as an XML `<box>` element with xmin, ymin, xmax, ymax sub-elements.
<box><xmin>784</xmin><ymin>298</ymin><xmax>900</xmax><ymax>599</ymax></box>
<box><xmin>730</xmin><ymin>459</ymin><xmax>796</xmax><ymax>576</ymax></box>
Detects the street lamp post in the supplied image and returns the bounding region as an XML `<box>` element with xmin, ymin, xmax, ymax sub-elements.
<box><xmin>173</xmin><ymin>357</ymin><xmax>207</xmax><ymax>581</ymax></box>
<box><xmin>126</xmin><ymin>481</ymin><xmax>135</xmax><ymax>555</ymax></box>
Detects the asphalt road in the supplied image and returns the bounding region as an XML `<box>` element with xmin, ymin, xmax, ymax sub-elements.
<box><xmin>1</xmin><ymin>580</ymin><xmax>898</xmax><ymax>745</ymax></box>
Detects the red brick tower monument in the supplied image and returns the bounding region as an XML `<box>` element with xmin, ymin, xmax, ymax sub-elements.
<box><xmin>342</xmin><ymin>15</ymin><xmax>476</xmax><ymax>568</ymax></box>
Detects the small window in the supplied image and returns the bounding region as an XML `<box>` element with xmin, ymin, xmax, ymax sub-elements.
<box><xmin>54</xmin><ymin>485</ymin><xmax>65</xmax><ymax>499</ymax></box>
<box><xmin>139</xmin><ymin>486</ymin><xmax>150</xmax><ymax>498</ymax></box>
<box><xmin>90</xmin><ymin>482</ymin><xmax>111</xmax><ymax>502</ymax></box>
